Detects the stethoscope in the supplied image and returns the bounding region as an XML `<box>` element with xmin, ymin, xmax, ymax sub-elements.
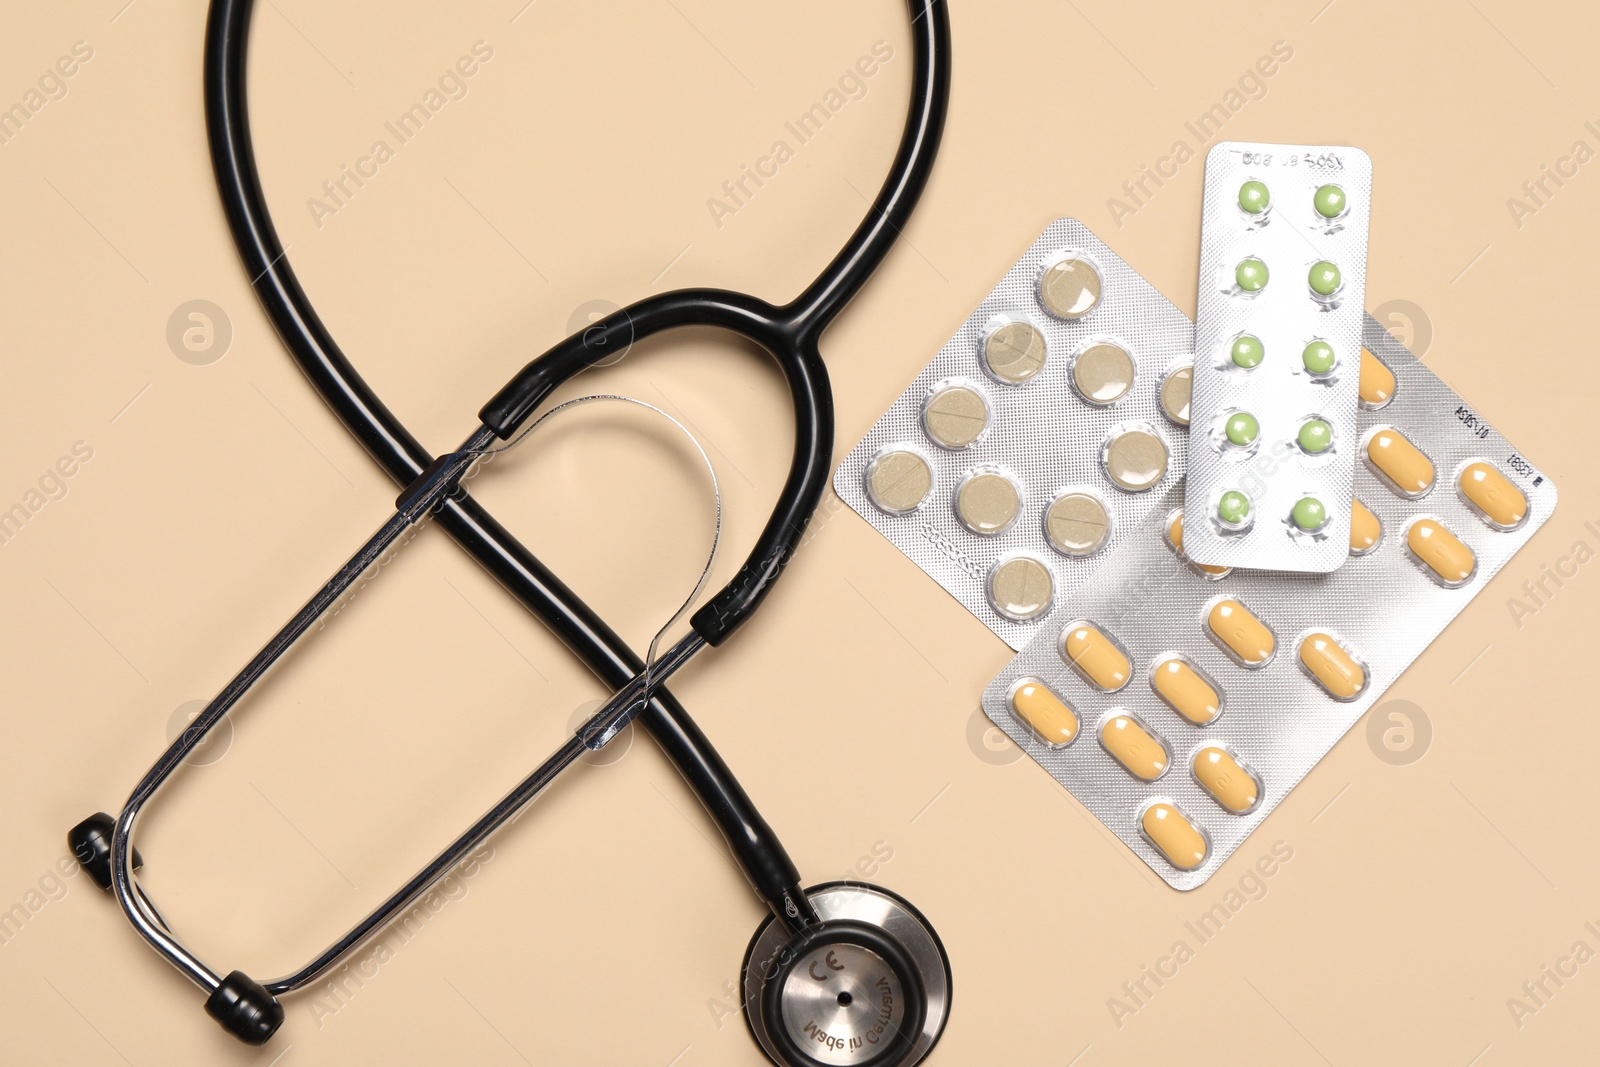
<box><xmin>67</xmin><ymin>0</ymin><xmax>952</xmax><ymax>1063</ymax></box>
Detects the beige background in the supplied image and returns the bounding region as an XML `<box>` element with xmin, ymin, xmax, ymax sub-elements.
<box><xmin>2</xmin><ymin>0</ymin><xmax>1597</xmax><ymax>1063</ymax></box>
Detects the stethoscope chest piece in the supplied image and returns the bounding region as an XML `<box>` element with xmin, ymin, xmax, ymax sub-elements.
<box><xmin>742</xmin><ymin>883</ymin><xmax>951</xmax><ymax>1067</ymax></box>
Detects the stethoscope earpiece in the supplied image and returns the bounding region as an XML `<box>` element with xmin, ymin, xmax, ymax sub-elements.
<box><xmin>67</xmin><ymin>812</ymin><xmax>140</xmax><ymax>891</ymax></box>
<box><xmin>743</xmin><ymin>883</ymin><xmax>951</xmax><ymax>1067</ymax></box>
<box><xmin>203</xmin><ymin>972</ymin><xmax>284</xmax><ymax>1046</ymax></box>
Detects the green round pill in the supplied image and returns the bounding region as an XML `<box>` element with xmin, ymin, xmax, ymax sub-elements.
<box><xmin>1235</xmin><ymin>258</ymin><xmax>1269</xmax><ymax>293</ymax></box>
<box><xmin>1292</xmin><ymin>496</ymin><xmax>1328</xmax><ymax>532</ymax></box>
<box><xmin>1224</xmin><ymin>411</ymin><xmax>1259</xmax><ymax>448</ymax></box>
<box><xmin>1298</xmin><ymin>418</ymin><xmax>1334</xmax><ymax>454</ymax></box>
<box><xmin>1238</xmin><ymin>180</ymin><xmax>1271</xmax><ymax>215</ymax></box>
<box><xmin>1313</xmin><ymin>184</ymin><xmax>1347</xmax><ymax>220</ymax></box>
<box><xmin>1231</xmin><ymin>334</ymin><xmax>1265</xmax><ymax>369</ymax></box>
<box><xmin>1302</xmin><ymin>340</ymin><xmax>1337</xmax><ymax>375</ymax></box>
<box><xmin>1308</xmin><ymin>260</ymin><xmax>1342</xmax><ymax>298</ymax></box>
<box><xmin>1217</xmin><ymin>490</ymin><xmax>1251</xmax><ymax>525</ymax></box>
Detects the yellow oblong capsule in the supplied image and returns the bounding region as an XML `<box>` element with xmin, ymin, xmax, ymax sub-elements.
<box><xmin>1009</xmin><ymin>679</ymin><xmax>1078</xmax><ymax>747</ymax></box>
<box><xmin>1062</xmin><ymin>623</ymin><xmax>1131</xmax><ymax>691</ymax></box>
<box><xmin>1367</xmin><ymin>428</ymin><xmax>1435</xmax><ymax>497</ymax></box>
<box><xmin>1151</xmin><ymin>658</ymin><xmax>1221</xmax><ymax>725</ymax></box>
<box><xmin>1459</xmin><ymin>462</ymin><xmax>1528</xmax><ymax>529</ymax></box>
<box><xmin>1359</xmin><ymin>348</ymin><xmax>1396</xmax><ymax>409</ymax></box>
<box><xmin>1141</xmin><ymin>803</ymin><xmax>1208</xmax><ymax>870</ymax></box>
<box><xmin>1298</xmin><ymin>632</ymin><xmax>1367</xmax><ymax>700</ymax></box>
<box><xmin>1167</xmin><ymin>512</ymin><xmax>1229</xmax><ymax>576</ymax></box>
<box><xmin>1192</xmin><ymin>747</ymin><xmax>1260</xmax><ymax>814</ymax></box>
<box><xmin>1350</xmin><ymin>499</ymin><xmax>1382</xmax><ymax>555</ymax></box>
<box><xmin>1408</xmin><ymin>519</ymin><xmax>1477</xmax><ymax>586</ymax></box>
<box><xmin>1100</xmin><ymin>715</ymin><xmax>1169</xmax><ymax>781</ymax></box>
<box><xmin>1207</xmin><ymin>599</ymin><xmax>1275</xmax><ymax>667</ymax></box>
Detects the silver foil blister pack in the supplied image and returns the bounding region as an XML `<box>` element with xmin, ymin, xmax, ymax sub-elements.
<box><xmin>834</xmin><ymin>219</ymin><xmax>1193</xmax><ymax>648</ymax></box>
<box><xmin>984</xmin><ymin>316</ymin><xmax>1556</xmax><ymax>889</ymax></box>
<box><xmin>1184</xmin><ymin>142</ymin><xmax>1374</xmax><ymax>573</ymax></box>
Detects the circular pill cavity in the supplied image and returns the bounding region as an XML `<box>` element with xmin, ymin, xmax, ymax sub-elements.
<box><xmin>1160</xmin><ymin>365</ymin><xmax>1192</xmax><ymax>425</ymax></box>
<box><xmin>1235</xmin><ymin>257</ymin><xmax>1269</xmax><ymax>293</ymax></box>
<box><xmin>1216</xmin><ymin>490</ymin><xmax>1251</xmax><ymax>527</ymax></box>
<box><xmin>1308</xmin><ymin>260</ymin><xmax>1343</xmax><ymax>298</ymax></box>
<box><xmin>1223</xmin><ymin>411</ymin><xmax>1259</xmax><ymax>449</ymax></box>
<box><xmin>1291</xmin><ymin>496</ymin><xmax>1328</xmax><ymax>532</ymax></box>
<box><xmin>1038</xmin><ymin>256</ymin><xmax>1103</xmax><ymax>320</ymax></box>
<box><xmin>982</xmin><ymin>320</ymin><xmax>1049</xmax><ymax>384</ymax></box>
<box><xmin>1302</xmin><ymin>339</ymin><xmax>1337</xmax><ymax>376</ymax></box>
<box><xmin>1238</xmin><ymin>179</ymin><xmax>1270</xmax><ymax>216</ymax></box>
<box><xmin>1071</xmin><ymin>342</ymin><xmax>1135</xmax><ymax>405</ymax></box>
<box><xmin>955</xmin><ymin>470</ymin><xmax>1021</xmax><ymax>535</ymax></box>
<box><xmin>865</xmin><ymin>449</ymin><xmax>932</xmax><ymax>515</ymax></box>
<box><xmin>988</xmin><ymin>556</ymin><xmax>1054</xmax><ymax>621</ymax></box>
<box><xmin>1045</xmin><ymin>492</ymin><xmax>1110</xmax><ymax>557</ymax></box>
<box><xmin>1103</xmin><ymin>428</ymin><xmax>1169</xmax><ymax>492</ymax></box>
<box><xmin>922</xmin><ymin>385</ymin><xmax>989</xmax><ymax>449</ymax></box>
<box><xmin>1313</xmin><ymin>183</ymin><xmax>1348</xmax><ymax>220</ymax></box>
<box><xmin>1298</xmin><ymin>418</ymin><xmax>1334</xmax><ymax>455</ymax></box>
<box><xmin>1230</xmin><ymin>334</ymin><xmax>1265</xmax><ymax>370</ymax></box>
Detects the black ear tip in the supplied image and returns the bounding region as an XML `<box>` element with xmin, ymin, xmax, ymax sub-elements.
<box><xmin>205</xmin><ymin>971</ymin><xmax>284</xmax><ymax>1045</ymax></box>
<box><xmin>68</xmin><ymin>813</ymin><xmax>142</xmax><ymax>891</ymax></box>
<box><xmin>68</xmin><ymin>818</ymin><xmax>281</xmax><ymax>1043</ymax></box>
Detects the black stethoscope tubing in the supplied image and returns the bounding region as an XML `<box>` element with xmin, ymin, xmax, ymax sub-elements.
<box><xmin>62</xmin><ymin>0</ymin><xmax>951</xmax><ymax>1047</ymax></box>
<box><xmin>66</xmin><ymin>0</ymin><xmax>950</xmax><ymax>1049</ymax></box>
<box><xmin>205</xmin><ymin>0</ymin><xmax>948</xmax><ymax>940</ymax></box>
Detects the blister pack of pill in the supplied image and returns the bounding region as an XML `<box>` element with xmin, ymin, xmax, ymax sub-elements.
<box><xmin>1183</xmin><ymin>142</ymin><xmax>1374</xmax><ymax>573</ymax></box>
<box><xmin>983</xmin><ymin>315</ymin><xmax>1555</xmax><ymax>889</ymax></box>
<box><xmin>834</xmin><ymin>219</ymin><xmax>1193</xmax><ymax>648</ymax></box>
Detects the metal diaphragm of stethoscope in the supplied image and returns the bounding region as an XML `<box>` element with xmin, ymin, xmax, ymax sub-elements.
<box><xmin>67</xmin><ymin>1</ymin><xmax>953</xmax><ymax>1062</ymax></box>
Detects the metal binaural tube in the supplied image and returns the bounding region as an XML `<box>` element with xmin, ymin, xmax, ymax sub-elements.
<box><xmin>106</xmin><ymin>429</ymin><xmax>494</xmax><ymax>994</ymax></box>
<box><xmin>262</xmin><ymin>632</ymin><xmax>706</xmax><ymax>994</ymax></box>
